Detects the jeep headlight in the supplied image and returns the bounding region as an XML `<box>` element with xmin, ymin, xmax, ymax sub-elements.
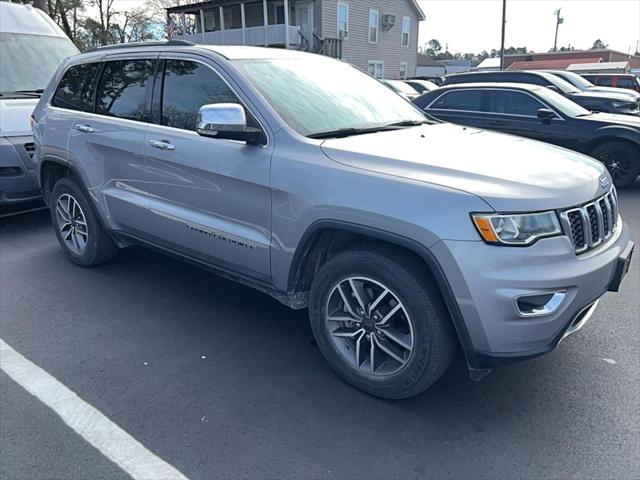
<box><xmin>471</xmin><ymin>211</ymin><xmax>562</xmax><ymax>245</ymax></box>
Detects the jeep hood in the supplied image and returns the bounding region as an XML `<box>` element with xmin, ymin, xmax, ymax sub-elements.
<box><xmin>320</xmin><ymin>123</ymin><xmax>607</xmax><ymax>211</ymax></box>
<box><xmin>574</xmin><ymin>89</ymin><xmax>636</xmax><ymax>102</ymax></box>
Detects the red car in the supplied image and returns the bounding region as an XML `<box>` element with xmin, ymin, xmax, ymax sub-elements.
<box><xmin>581</xmin><ymin>74</ymin><xmax>640</xmax><ymax>93</ymax></box>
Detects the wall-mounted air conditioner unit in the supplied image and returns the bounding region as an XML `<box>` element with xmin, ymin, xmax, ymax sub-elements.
<box><xmin>382</xmin><ymin>15</ymin><xmax>396</xmax><ymax>31</ymax></box>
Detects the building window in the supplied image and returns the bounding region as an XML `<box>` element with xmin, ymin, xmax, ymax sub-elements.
<box><xmin>368</xmin><ymin>61</ymin><xmax>384</xmax><ymax>79</ymax></box>
<box><xmin>337</xmin><ymin>2</ymin><xmax>349</xmax><ymax>39</ymax></box>
<box><xmin>401</xmin><ymin>16</ymin><xmax>410</xmax><ymax>47</ymax></box>
<box><xmin>368</xmin><ymin>9</ymin><xmax>379</xmax><ymax>43</ymax></box>
<box><xmin>399</xmin><ymin>62</ymin><xmax>408</xmax><ymax>79</ymax></box>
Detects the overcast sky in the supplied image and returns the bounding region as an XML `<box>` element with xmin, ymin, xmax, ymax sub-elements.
<box><xmin>107</xmin><ymin>0</ymin><xmax>640</xmax><ymax>55</ymax></box>
<box><xmin>417</xmin><ymin>0</ymin><xmax>640</xmax><ymax>54</ymax></box>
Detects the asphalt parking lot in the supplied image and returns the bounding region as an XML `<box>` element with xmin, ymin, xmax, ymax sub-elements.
<box><xmin>1</xmin><ymin>183</ymin><xmax>639</xmax><ymax>480</ymax></box>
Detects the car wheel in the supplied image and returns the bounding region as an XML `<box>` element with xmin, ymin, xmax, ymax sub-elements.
<box><xmin>309</xmin><ymin>246</ymin><xmax>456</xmax><ymax>399</ymax></box>
<box><xmin>50</xmin><ymin>176</ymin><xmax>119</xmax><ymax>266</ymax></box>
<box><xmin>591</xmin><ymin>141</ymin><xmax>640</xmax><ymax>188</ymax></box>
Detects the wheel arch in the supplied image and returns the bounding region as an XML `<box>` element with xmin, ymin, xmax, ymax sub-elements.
<box><xmin>585</xmin><ymin>130</ymin><xmax>640</xmax><ymax>154</ymax></box>
<box><xmin>39</xmin><ymin>156</ymin><xmax>80</xmax><ymax>205</ymax></box>
<box><xmin>287</xmin><ymin>220</ymin><xmax>475</xmax><ymax>357</ymax></box>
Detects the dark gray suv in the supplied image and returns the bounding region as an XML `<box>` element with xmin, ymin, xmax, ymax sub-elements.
<box><xmin>32</xmin><ymin>42</ymin><xmax>634</xmax><ymax>398</ymax></box>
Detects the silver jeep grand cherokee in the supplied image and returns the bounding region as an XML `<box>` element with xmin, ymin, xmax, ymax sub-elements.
<box><xmin>32</xmin><ymin>42</ymin><xmax>634</xmax><ymax>399</ymax></box>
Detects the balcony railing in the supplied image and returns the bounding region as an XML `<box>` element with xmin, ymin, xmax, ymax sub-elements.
<box><xmin>180</xmin><ymin>25</ymin><xmax>301</xmax><ymax>47</ymax></box>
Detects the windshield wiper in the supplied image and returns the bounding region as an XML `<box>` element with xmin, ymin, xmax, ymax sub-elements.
<box><xmin>307</xmin><ymin>120</ymin><xmax>429</xmax><ymax>139</ymax></box>
<box><xmin>0</xmin><ymin>89</ymin><xmax>43</xmax><ymax>98</ymax></box>
<box><xmin>308</xmin><ymin>126</ymin><xmax>393</xmax><ymax>139</ymax></box>
<box><xmin>385</xmin><ymin>120</ymin><xmax>430</xmax><ymax>126</ymax></box>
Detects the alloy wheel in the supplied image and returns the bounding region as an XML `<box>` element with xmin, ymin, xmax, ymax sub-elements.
<box><xmin>325</xmin><ymin>276</ymin><xmax>415</xmax><ymax>376</ymax></box>
<box><xmin>56</xmin><ymin>193</ymin><xmax>89</xmax><ymax>254</ymax></box>
<box><xmin>598</xmin><ymin>149</ymin><xmax>633</xmax><ymax>183</ymax></box>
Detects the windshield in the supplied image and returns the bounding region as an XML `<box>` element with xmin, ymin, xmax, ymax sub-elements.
<box><xmin>557</xmin><ymin>71</ymin><xmax>594</xmax><ymax>89</ymax></box>
<box><xmin>386</xmin><ymin>80</ymin><xmax>419</xmax><ymax>95</ymax></box>
<box><xmin>234</xmin><ymin>58</ymin><xmax>426</xmax><ymax>137</ymax></box>
<box><xmin>547</xmin><ymin>75</ymin><xmax>581</xmax><ymax>94</ymax></box>
<box><xmin>0</xmin><ymin>33</ymin><xmax>78</xmax><ymax>93</ymax></box>
<box><xmin>534</xmin><ymin>86</ymin><xmax>592</xmax><ymax>117</ymax></box>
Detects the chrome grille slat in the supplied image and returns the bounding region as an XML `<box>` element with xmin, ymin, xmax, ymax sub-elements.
<box><xmin>601</xmin><ymin>196</ymin><xmax>612</xmax><ymax>237</ymax></box>
<box><xmin>560</xmin><ymin>188</ymin><xmax>617</xmax><ymax>255</ymax></box>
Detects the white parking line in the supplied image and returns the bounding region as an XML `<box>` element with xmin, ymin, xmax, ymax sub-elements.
<box><xmin>0</xmin><ymin>338</ymin><xmax>189</xmax><ymax>480</ymax></box>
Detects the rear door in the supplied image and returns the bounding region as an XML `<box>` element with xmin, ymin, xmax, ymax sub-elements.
<box><xmin>424</xmin><ymin>89</ymin><xmax>486</xmax><ymax>128</ymax></box>
<box><xmin>142</xmin><ymin>54</ymin><xmax>273</xmax><ymax>279</ymax></box>
<box><xmin>483</xmin><ymin>88</ymin><xmax>568</xmax><ymax>145</ymax></box>
<box><xmin>67</xmin><ymin>53</ymin><xmax>157</xmax><ymax>232</ymax></box>
<box><xmin>47</xmin><ymin>62</ymin><xmax>101</xmax><ymax>176</ymax></box>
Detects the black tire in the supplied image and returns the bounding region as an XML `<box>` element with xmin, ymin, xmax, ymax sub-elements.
<box><xmin>591</xmin><ymin>140</ymin><xmax>640</xmax><ymax>188</ymax></box>
<box><xmin>308</xmin><ymin>246</ymin><xmax>457</xmax><ymax>399</ymax></box>
<box><xmin>50</xmin><ymin>176</ymin><xmax>119</xmax><ymax>266</ymax></box>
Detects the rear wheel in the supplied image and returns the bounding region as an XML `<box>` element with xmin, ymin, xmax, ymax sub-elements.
<box><xmin>591</xmin><ymin>141</ymin><xmax>640</xmax><ymax>188</ymax></box>
<box><xmin>309</xmin><ymin>247</ymin><xmax>456</xmax><ymax>399</ymax></box>
<box><xmin>50</xmin><ymin>177</ymin><xmax>118</xmax><ymax>266</ymax></box>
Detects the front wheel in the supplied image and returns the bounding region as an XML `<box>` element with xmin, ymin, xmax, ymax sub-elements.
<box><xmin>308</xmin><ymin>247</ymin><xmax>456</xmax><ymax>399</ymax></box>
<box><xmin>591</xmin><ymin>141</ymin><xmax>640</xmax><ymax>188</ymax></box>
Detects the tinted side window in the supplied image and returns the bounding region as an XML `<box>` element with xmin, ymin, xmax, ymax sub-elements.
<box><xmin>161</xmin><ymin>60</ymin><xmax>238</xmax><ymax>131</ymax></box>
<box><xmin>616</xmin><ymin>77</ymin><xmax>634</xmax><ymax>88</ymax></box>
<box><xmin>52</xmin><ymin>63</ymin><xmax>100</xmax><ymax>112</ymax></box>
<box><xmin>431</xmin><ymin>90</ymin><xmax>483</xmax><ymax>111</ymax></box>
<box><xmin>596</xmin><ymin>77</ymin><xmax>613</xmax><ymax>87</ymax></box>
<box><xmin>485</xmin><ymin>90</ymin><xmax>545</xmax><ymax>116</ymax></box>
<box><xmin>516</xmin><ymin>74</ymin><xmax>546</xmax><ymax>86</ymax></box>
<box><xmin>96</xmin><ymin>59</ymin><xmax>154</xmax><ymax>121</ymax></box>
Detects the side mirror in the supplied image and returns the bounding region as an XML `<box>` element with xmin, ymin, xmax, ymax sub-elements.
<box><xmin>197</xmin><ymin>103</ymin><xmax>266</xmax><ymax>145</ymax></box>
<box><xmin>537</xmin><ymin>108</ymin><xmax>556</xmax><ymax>123</ymax></box>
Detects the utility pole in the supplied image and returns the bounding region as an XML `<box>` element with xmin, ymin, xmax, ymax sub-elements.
<box><xmin>553</xmin><ymin>8</ymin><xmax>564</xmax><ymax>52</ymax></box>
<box><xmin>499</xmin><ymin>0</ymin><xmax>506</xmax><ymax>69</ymax></box>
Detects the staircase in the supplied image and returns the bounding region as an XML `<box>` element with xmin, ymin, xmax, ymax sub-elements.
<box><xmin>306</xmin><ymin>32</ymin><xmax>342</xmax><ymax>59</ymax></box>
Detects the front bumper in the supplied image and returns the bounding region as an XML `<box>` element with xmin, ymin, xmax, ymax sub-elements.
<box><xmin>432</xmin><ymin>220</ymin><xmax>633</xmax><ymax>369</ymax></box>
<box><xmin>0</xmin><ymin>136</ymin><xmax>40</xmax><ymax>204</ymax></box>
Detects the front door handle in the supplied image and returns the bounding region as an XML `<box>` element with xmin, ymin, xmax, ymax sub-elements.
<box><xmin>149</xmin><ymin>139</ymin><xmax>175</xmax><ymax>151</ymax></box>
<box><xmin>75</xmin><ymin>124</ymin><xmax>95</xmax><ymax>133</ymax></box>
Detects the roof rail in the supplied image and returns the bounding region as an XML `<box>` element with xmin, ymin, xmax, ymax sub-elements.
<box><xmin>85</xmin><ymin>40</ymin><xmax>194</xmax><ymax>53</ymax></box>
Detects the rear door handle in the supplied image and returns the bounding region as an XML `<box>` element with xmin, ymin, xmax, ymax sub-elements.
<box><xmin>149</xmin><ymin>139</ymin><xmax>175</xmax><ymax>151</ymax></box>
<box><xmin>75</xmin><ymin>124</ymin><xmax>95</xmax><ymax>133</ymax></box>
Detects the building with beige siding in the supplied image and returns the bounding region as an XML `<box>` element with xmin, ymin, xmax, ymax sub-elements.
<box><xmin>167</xmin><ymin>0</ymin><xmax>424</xmax><ymax>79</ymax></box>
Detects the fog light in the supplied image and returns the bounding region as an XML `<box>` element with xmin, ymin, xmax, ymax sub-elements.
<box><xmin>515</xmin><ymin>291</ymin><xmax>566</xmax><ymax>317</ymax></box>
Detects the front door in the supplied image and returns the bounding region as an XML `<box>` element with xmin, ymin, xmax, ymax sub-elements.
<box><xmin>483</xmin><ymin>89</ymin><xmax>568</xmax><ymax>146</ymax></box>
<box><xmin>296</xmin><ymin>2</ymin><xmax>313</xmax><ymax>46</ymax></box>
<box><xmin>143</xmin><ymin>55</ymin><xmax>273</xmax><ymax>279</ymax></box>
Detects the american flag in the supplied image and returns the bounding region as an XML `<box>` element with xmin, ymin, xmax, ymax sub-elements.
<box><xmin>167</xmin><ymin>18</ymin><xmax>179</xmax><ymax>40</ymax></box>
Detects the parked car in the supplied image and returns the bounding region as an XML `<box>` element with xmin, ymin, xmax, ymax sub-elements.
<box><xmin>0</xmin><ymin>1</ymin><xmax>78</xmax><ymax>205</ymax></box>
<box><xmin>380</xmin><ymin>79</ymin><xmax>420</xmax><ymax>100</ymax></box>
<box><xmin>404</xmin><ymin>79</ymin><xmax>439</xmax><ymax>94</ymax></box>
<box><xmin>411</xmin><ymin>75</ymin><xmax>443</xmax><ymax>86</ymax></box>
<box><xmin>443</xmin><ymin>71</ymin><xmax>640</xmax><ymax>116</ymax></box>
<box><xmin>414</xmin><ymin>83</ymin><xmax>640</xmax><ymax>187</ymax></box>
<box><xmin>32</xmin><ymin>43</ymin><xmax>633</xmax><ymax>399</ymax></box>
<box><xmin>581</xmin><ymin>74</ymin><xmax>640</xmax><ymax>93</ymax></box>
<box><xmin>542</xmin><ymin>70</ymin><xmax>640</xmax><ymax>101</ymax></box>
